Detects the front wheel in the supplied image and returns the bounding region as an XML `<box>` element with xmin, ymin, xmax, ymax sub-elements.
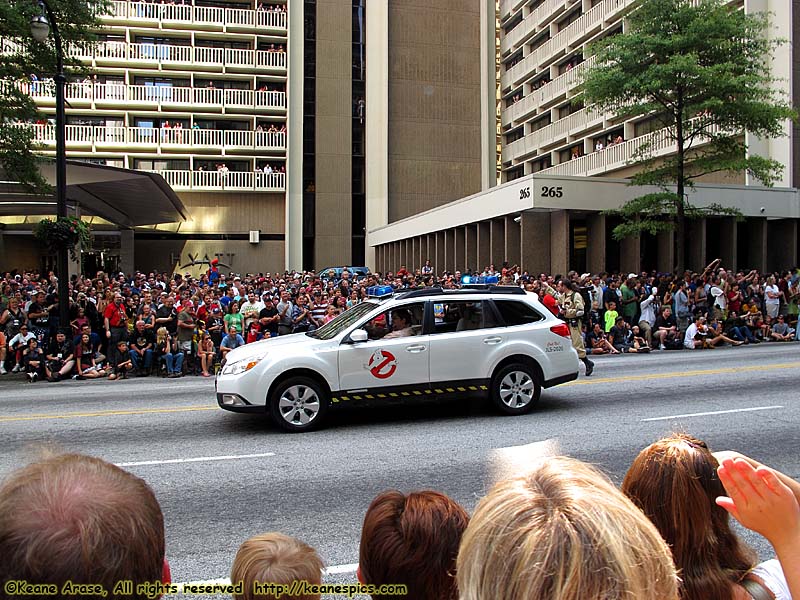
<box><xmin>490</xmin><ymin>363</ymin><xmax>541</xmax><ymax>415</ymax></box>
<box><xmin>269</xmin><ymin>376</ymin><xmax>329</xmax><ymax>432</ymax></box>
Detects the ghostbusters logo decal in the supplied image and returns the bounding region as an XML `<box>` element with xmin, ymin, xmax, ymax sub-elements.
<box><xmin>368</xmin><ymin>349</ymin><xmax>397</xmax><ymax>379</ymax></box>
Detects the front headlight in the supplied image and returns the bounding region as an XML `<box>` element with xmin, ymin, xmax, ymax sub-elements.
<box><xmin>221</xmin><ymin>353</ymin><xmax>266</xmax><ymax>375</ymax></box>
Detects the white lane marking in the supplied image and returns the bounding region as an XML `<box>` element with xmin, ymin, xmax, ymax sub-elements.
<box><xmin>178</xmin><ymin>563</ymin><xmax>359</xmax><ymax>589</ymax></box>
<box><xmin>115</xmin><ymin>453</ymin><xmax>275</xmax><ymax>467</ymax></box>
<box><xmin>325</xmin><ymin>563</ymin><xmax>359</xmax><ymax>575</ymax></box>
<box><xmin>641</xmin><ymin>405</ymin><xmax>784</xmax><ymax>422</ymax></box>
<box><xmin>489</xmin><ymin>438</ymin><xmax>561</xmax><ymax>484</ymax></box>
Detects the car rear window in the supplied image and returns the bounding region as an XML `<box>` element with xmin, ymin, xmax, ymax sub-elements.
<box><xmin>492</xmin><ymin>300</ymin><xmax>544</xmax><ymax>326</ymax></box>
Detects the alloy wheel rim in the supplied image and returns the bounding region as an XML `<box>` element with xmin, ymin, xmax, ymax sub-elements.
<box><xmin>499</xmin><ymin>370</ymin><xmax>535</xmax><ymax>408</ymax></box>
<box><xmin>278</xmin><ymin>384</ymin><xmax>320</xmax><ymax>426</ymax></box>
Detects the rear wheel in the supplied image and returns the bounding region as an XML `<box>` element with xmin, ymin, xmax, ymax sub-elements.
<box><xmin>269</xmin><ymin>376</ymin><xmax>328</xmax><ymax>432</ymax></box>
<box><xmin>490</xmin><ymin>363</ymin><xmax>541</xmax><ymax>415</ymax></box>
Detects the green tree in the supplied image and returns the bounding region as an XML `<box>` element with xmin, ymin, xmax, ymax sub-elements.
<box><xmin>0</xmin><ymin>0</ymin><xmax>108</xmax><ymax>192</ymax></box>
<box><xmin>580</xmin><ymin>0</ymin><xmax>795</xmax><ymax>273</ymax></box>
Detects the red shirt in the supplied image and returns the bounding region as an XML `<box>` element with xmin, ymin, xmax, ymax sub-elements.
<box><xmin>104</xmin><ymin>302</ymin><xmax>128</xmax><ymax>327</ymax></box>
<box><xmin>542</xmin><ymin>294</ymin><xmax>559</xmax><ymax>316</ymax></box>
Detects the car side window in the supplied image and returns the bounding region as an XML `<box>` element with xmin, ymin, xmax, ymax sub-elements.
<box><xmin>364</xmin><ymin>303</ymin><xmax>425</xmax><ymax>340</ymax></box>
<box><xmin>429</xmin><ymin>301</ymin><xmax>497</xmax><ymax>335</ymax></box>
<box><xmin>492</xmin><ymin>300</ymin><xmax>544</xmax><ymax>327</ymax></box>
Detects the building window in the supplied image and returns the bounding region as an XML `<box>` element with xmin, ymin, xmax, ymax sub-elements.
<box><xmin>506</xmin><ymin>166</ymin><xmax>524</xmax><ymax>182</ymax></box>
<box><xmin>529</xmin><ymin>156</ymin><xmax>551</xmax><ymax>173</ymax></box>
<box><xmin>505</xmin><ymin>127</ymin><xmax>524</xmax><ymax>144</ymax></box>
<box><xmin>351</xmin><ymin>0</ymin><xmax>366</xmax><ymax>265</ymax></box>
<box><xmin>303</xmin><ymin>0</ymin><xmax>317</xmax><ymax>271</ymax></box>
<box><xmin>502</xmin><ymin>13</ymin><xmax>522</xmax><ymax>35</ymax></box>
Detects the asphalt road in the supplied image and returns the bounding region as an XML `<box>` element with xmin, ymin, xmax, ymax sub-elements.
<box><xmin>1</xmin><ymin>343</ymin><xmax>798</xmax><ymax>599</ymax></box>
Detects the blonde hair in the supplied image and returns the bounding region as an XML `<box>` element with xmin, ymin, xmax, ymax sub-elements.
<box><xmin>231</xmin><ymin>532</ymin><xmax>323</xmax><ymax>600</ymax></box>
<box><xmin>457</xmin><ymin>457</ymin><xmax>679</xmax><ymax>600</ymax></box>
<box><xmin>156</xmin><ymin>327</ymin><xmax>168</xmax><ymax>345</ymax></box>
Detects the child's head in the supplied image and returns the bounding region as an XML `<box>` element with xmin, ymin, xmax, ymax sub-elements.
<box><xmin>231</xmin><ymin>532</ymin><xmax>323</xmax><ymax>600</ymax></box>
<box><xmin>608</xmin><ymin>301</ymin><xmax>616</xmax><ymax>310</ymax></box>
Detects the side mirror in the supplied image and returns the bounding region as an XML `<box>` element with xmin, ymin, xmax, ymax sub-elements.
<box><xmin>350</xmin><ymin>329</ymin><xmax>368</xmax><ymax>343</ymax></box>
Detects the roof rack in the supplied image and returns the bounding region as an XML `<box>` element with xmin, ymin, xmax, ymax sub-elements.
<box><xmin>397</xmin><ymin>285</ymin><xmax>526</xmax><ymax>299</ymax></box>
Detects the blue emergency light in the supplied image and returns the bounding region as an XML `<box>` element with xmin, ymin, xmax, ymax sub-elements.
<box><xmin>461</xmin><ymin>275</ymin><xmax>498</xmax><ymax>285</ymax></box>
<box><xmin>367</xmin><ymin>285</ymin><xmax>394</xmax><ymax>298</ymax></box>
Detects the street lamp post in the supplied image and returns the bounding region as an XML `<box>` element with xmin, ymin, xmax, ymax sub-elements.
<box><xmin>31</xmin><ymin>0</ymin><xmax>70</xmax><ymax>331</ymax></box>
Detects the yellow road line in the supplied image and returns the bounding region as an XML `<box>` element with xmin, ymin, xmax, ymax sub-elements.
<box><xmin>0</xmin><ymin>405</ymin><xmax>216</xmax><ymax>424</ymax></box>
<box><xmin>2</xmin><ymin>362</ymin><xmax>797</xmax><ymax>425</ymax></box>
<box><xmin>563</xmin><ymin>362</ymin><xmax>798</xmax><ymax>386</ymax></box>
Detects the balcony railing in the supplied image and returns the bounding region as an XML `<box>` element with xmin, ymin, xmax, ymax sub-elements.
<box><xmin>27</xmin><ymin>124</ymin><xmax>286</xmax><ymax>151</ymax></box>
<box><xmin>502</xmin><ymin>56</ymin><xmax>595</xmax><ymax>127</ymax></box>
<box><xmin>501</xmin><ymin>0</ymin><xmax>567</xmax><ymax>55</ymax></box>
<box><xmin>503</xmin><ymin>105</ymin><xmax>604</xmax><ymax>162</ymax></box>
<box><xmin>11</xmin><ymin>81</ymin><xmax>286</xmax><ymax>110</ymax></box>
<box><xmin>539</xmin><ymin>119</ymin><xmax>719</xmax><ymax>176</ymax></box>
<box><xmin>65</xmin><ymin>42</ymin><xmax>287</xmax><ymax>70</ymax></box>
<box><xmin>151</xmin><ymin>169</ymin><xmax>286</xmax><ymax>191</ymax></box>
<box><xmin>105</xmin><ymin>0</ymin><xmax>287</xmax><ymax>30</ymax></box>
<box><xmin>502</xmin><ymin>0</ymin><xmax>634</xmax><ymax>90</ymax></box>
<box><xmin>500</xmin><ymin>0</ymin><xmax>527</xmax><ymax>22</ymax></box>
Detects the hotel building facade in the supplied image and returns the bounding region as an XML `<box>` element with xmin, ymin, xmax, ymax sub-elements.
<box><xmin>368</xmin><ymin>0</ymin><xmax>800</xmax><ymax>276</ymax></box>
<box><xmin>6</xmin><ymin>0</ymin><xmax>799</xmax><ymax>275</ymax></box>
<box><xmin>4</xmin><ymin>0</ymin><xmax>490</xmax><ymax>275</ymax></box>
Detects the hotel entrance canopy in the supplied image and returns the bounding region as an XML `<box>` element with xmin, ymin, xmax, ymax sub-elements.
<box><xmin>0</xmin><ymin>160</ymin><xmax>188</xmax><ymax>227</ymax></box>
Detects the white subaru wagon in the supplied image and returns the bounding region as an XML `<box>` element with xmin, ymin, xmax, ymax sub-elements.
<box><xmin>216</xmin><ymin>286</ymin><xmax>579</xmax><ymax>432</ymax></box>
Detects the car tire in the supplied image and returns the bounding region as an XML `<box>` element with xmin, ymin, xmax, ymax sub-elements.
<box><xmin>490</xmin><ymin>363</ymin><xmax>541</xmax><ymax>415</ymax></box>
<box><xmin>269</xmin><ymin>376</ymin><xmax>329</xmax><ymax>432</ymax></box>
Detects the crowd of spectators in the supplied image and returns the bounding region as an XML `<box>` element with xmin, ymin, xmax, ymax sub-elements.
<box><xmin>0</xmin><ymin>258</ymin><xmax>797</xmax><ymax>382</ymax></box>
<box><xmin>0</xmin><ymin>437</ymin><xmax>796</xmax><ymax>600</ymax></box>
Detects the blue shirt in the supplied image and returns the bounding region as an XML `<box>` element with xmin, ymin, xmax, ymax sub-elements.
<box><xmin>220</xmin><ymin>333</ymin><xmax>244</xmax><ymax>349</ymax></box>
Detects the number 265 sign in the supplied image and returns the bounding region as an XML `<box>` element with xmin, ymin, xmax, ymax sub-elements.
<box><xmin>518</xmin><ymin>185</ymin><xmax>565</xmax><ymax>200</ymax></box>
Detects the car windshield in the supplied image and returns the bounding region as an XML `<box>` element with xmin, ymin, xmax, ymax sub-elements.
<box><xmin>308</xmin><ymin>301</ymin><xmax>380</xmax><ymax>340</ymax></box>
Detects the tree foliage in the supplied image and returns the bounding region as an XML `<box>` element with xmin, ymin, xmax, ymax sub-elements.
<box><xmin>0</xmin><ymin>0</ymin><xmax>108</xmax><ymax>192</ymax></box>
<box><xmin>580</xmin><ymin>0</ymin><xmax>796</xmax><ymax>271</ymax></box>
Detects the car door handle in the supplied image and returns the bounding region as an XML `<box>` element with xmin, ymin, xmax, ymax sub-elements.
<box><xmin>483</xmin><ymin>336</ymin><xmax>502</xmax><ymax>345</ymax></box>
<box><xmin>405</xmin><ymin>344</ymin><xmax>426</xmax><ymax>353</ymax></box>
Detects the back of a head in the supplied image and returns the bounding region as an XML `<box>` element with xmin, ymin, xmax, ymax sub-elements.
<box><xmin>359</xmin><ymin>490</ymin><xmax>469</xmax><ymax>600</ymax></box>
<box><xmin>0</xmin><ymin>453</ymin><xmax>164</xmax><ymax>600</ymax></box>
<box><xmin>457</xmin><ymin>457</ymin><xmax>678</xmax><ymax>600</ymax></box>
<box><xmin>231</xmin><ymin>532</ymin><xmax>323</xmax><ymax>600</ymax></box>
<box><xmin>621</xmin><ymin>434</ymin><xmax>756</xmax><ymax>600</ymax></box>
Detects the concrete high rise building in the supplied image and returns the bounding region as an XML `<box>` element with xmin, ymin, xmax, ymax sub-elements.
<box><xmin>4</xmin><ymin>0</ymin><xmax>492</xmax><ymax>275</ymax></box>
<box><xmin>369</xmin><ymin>0</ymin><xmax>800</xmax><ymax>275</ymax></box>
<box><xmin>9</xmin><ymin>0</ymin><xmax>797</xmax><ymax>275</ymax></box>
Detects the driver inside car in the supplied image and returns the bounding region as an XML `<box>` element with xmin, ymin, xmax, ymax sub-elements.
<box><xmin>383</xmin><ymin>309</ymin><xmax>414</xmax><ymax>339</ymax></box>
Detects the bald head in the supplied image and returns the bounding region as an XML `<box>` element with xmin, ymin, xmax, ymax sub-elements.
<box><xmin>0</xmin><ymin>453</ymin><xmax>164</xmax><ymax>597</ymax></box>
